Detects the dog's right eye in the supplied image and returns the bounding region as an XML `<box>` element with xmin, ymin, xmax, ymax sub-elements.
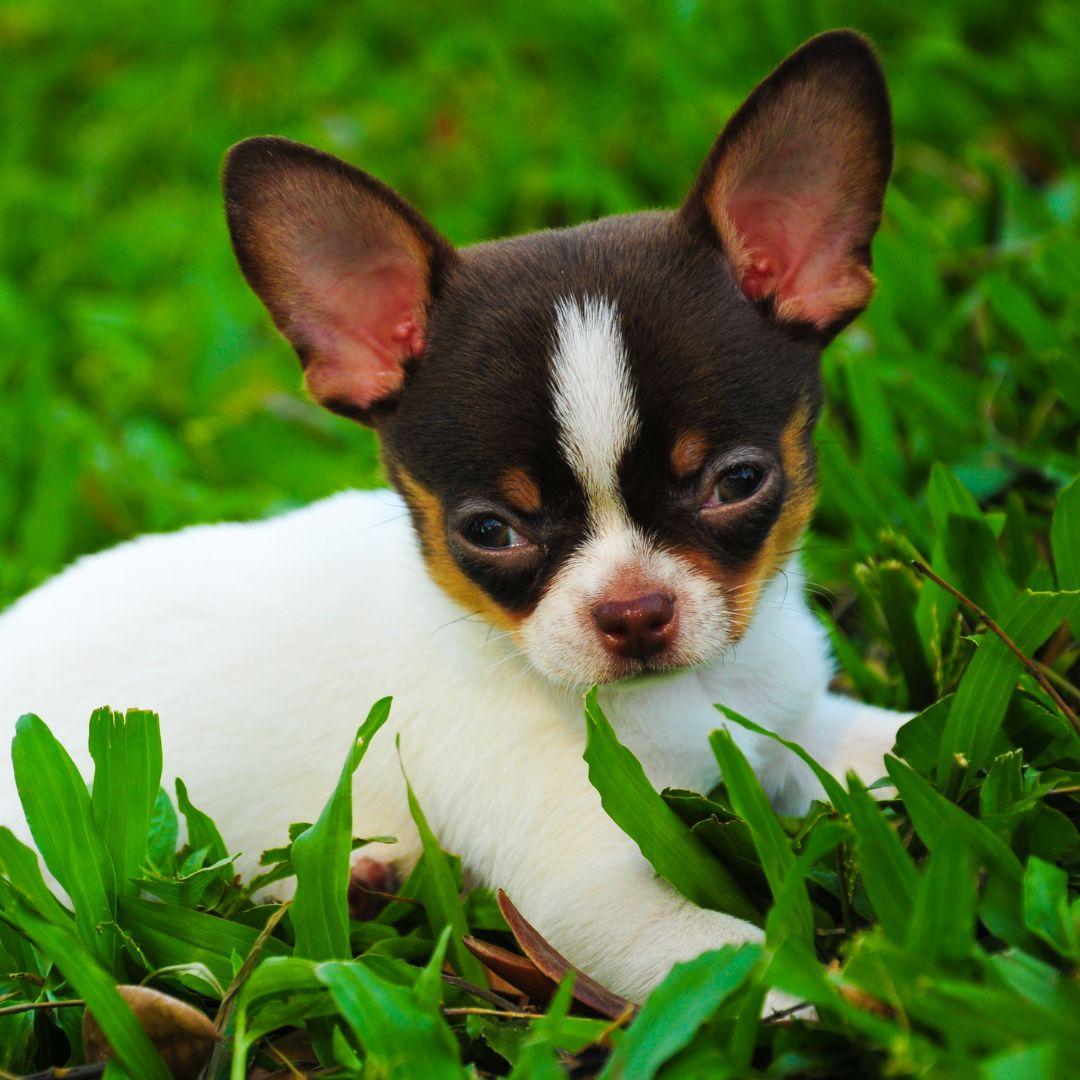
<box><xmin>462</xmin><ymin>515</ymin><xmax>529</xmax><ymax>550</ymax></box>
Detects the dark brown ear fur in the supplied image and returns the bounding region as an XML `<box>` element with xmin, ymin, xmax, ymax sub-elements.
<box><xmin>223</xmin><ymin>136</ymin><xmax>456</xmax><ymax>422</ymax></box>
<box><xmin>682</xmin><ymin>30</ymin><xmax>892</xmax><ymax>338</ymax></box>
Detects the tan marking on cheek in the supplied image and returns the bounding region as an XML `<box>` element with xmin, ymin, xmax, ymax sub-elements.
<box><xmin>499</xmin><ymin>468</ymin><xmax>542</xmax><ymax>515</ymax></box>
<box><xmin>729</xmin><ymin>403</ymin><xmax>817</xmax><ymax>635</ymax></box>
<box><xmin>395</xmin><ymin>468</ymin><xmax>524</xmax><ymax>633</ymax></box>
<box><xmin>670</xmin><ymin>545</ymin><xmax>759</xmax><ymax>642</ymax></box>
<box><xmin>671</xmin><ymin>429</ymin><xmax>710</xmax><ymax>478</ymax></box>
<box><xmin>769</xmin><ymin>401</ymin><xmax>818</xmax><ymax>568</ymax></box>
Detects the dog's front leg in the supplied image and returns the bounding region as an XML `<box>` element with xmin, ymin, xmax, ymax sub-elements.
<box><xmin>799</xmin><ymin>692</ymin><xmax>909</xmax><ymax>794</ymax></box>
<box><xmin>482</xmin><ymin>774</ymin><xmax>766</xmax><ymax>1004</ymax></box>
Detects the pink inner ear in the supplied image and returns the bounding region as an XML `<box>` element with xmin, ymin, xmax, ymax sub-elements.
<box><xmin>297</xmin><ymin>253</ymin><xmax>427</xmax><ymax>412</ymax></box>
<box><xmin>720</xmin><ymin>148</ymin><xmax>874</xmax><ymax>329</ymax></box>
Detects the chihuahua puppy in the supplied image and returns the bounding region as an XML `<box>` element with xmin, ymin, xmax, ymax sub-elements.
<box><xmin>1</xmin><ymin>31</ymin><xmax>905</xmax><ymax>1001</ymax></box>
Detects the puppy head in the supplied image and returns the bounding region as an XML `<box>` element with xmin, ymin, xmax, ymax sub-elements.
<box><xmin>224</xmin><ymin>30</ymin><xmax>891</xmax><ymax>686</ymax></box>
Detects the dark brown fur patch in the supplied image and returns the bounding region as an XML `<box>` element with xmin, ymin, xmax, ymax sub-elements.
<box><xmin>378</xmin><ymin>209</ymin><xmax>828</xmax><ymax>625</ymax></box>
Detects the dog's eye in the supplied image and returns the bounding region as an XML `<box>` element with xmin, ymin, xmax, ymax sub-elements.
<box><xmin>462</xmin><ymin>515</ymin><xmax>528</xmax><ymax>550</ymax></box>
<box><xmin>706</xmin><ymin>464</ymin><xmax>766</xmax><ymax>506</ymax></box>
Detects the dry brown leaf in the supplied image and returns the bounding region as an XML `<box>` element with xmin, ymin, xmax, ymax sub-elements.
<box><xmin>496</xmin><ymin>890</ymin><xmax>637</xmax><ymax>1021</ymax></box>
<box><xmin>463</xmin><ymin>935</ymin><xmax>558</xmax><ymax>1005</ymax></box>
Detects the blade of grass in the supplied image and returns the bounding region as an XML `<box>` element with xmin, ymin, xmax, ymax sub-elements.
<box><xmin>876</xmin><ymin>562</ymin><xmax>937</xmax><ymax>707</ymax></box>
<box><xmin>89</xmin><ymin>709</ymin><xmax>162</xmax><ymax>898</ymax></box>
<box><xmin>317</xmin><ymin>958</ymin><xmax>464</xmax><ymax>1079</ymax></box>
<box><xmin>1022</xmin><ymin>857</ymin><xmax>1078</xmax><ymax>960</ymax></box>
<box><xmin>0</xmin><ymin>828</ymin><xmax>73</xmax><ymax>927</ymax></box>
<box><xmin>584</xmin><ymin>690</ymin><xmax>759</xmax><ymax>924</ymax></box>
<box><xmin>766</xmin><ymin>821</ymin><xmax>848</xmax><ymax>948</ymax></box>
<box><xmin>893</xmin><ymin>695</ymin><xmax>953</xmax><ymax>776</ymax></box>
<box><xmin>906</xmin><ymin>828</ymin><xmax>976</xmax><ymax>963</ymax></box>
<box><xmin>884</xmin><ymin>756</ymin><xmax>1032</xmax><ymax>950</ymax></box>
<box><xmin>709</xmin><ymin>729</ymin><xmax>813</xmax><ymax>947</ymax></box>
<box><xmin>599</xmin><ymin>945</ymin><xmax>760</xmax><ymax>1080</ymax></box>
<box><xmin>1002</xmin><ymin>492</ymin><xmax>1038</xmax><ymax>588</ymax></box>
<box><xmin>230</xmin><ymin>957</ymin><xmax>334</xmax><ymax>1080</ymax></box>
<box><xmin>715</xmin><ymin>705</ymin><xmax>850</xmax><ymax>812</ymax></box>
<box><xmin>1051</xmin><ymin>476</ymin><xmax>1080</xmax><ymax>635</ymax></box>
<box><xmin>118</xmin><ymin>895</ymin><xmax>290</xmax><ymax>991</ymax></box>
<box><xmin>508</xmin><ymin>975</ymin><xmax>575</xmax><ymax>1080</ymax></box>
<box><xmin>146</xmin><ymin>788</ymin><xmax>178</xmax><ymax>874</ymax></box>
<box><xmin>915</xmin><ymin>464</ymin><xmax>983</xmax><ymax>655</ymax></box>
<box><xmin>400</xmin><ymin>747</ymin><xmax>487</xmax><ymax>986</ymax></box>
<box><xmin>291</xmin><ymin>697</ymin><xmax>391</xmax><ymax>962</ymax></box>
<box><xmin>10</xmin><ymin>714</ymin><xmax>119</xmax><ymax>973</ymax></box>
<box><xmin>847</xmin><ymin>361</ymin><xmax>903</xmax><ymax>484</ymax></box>
<box><xmin>846</xmin><ymin>778</ymin><xmax>918</xmax><ymax>943</ymax></box>
<box><xmin>763</xmin><ymin>938</ymin><xmax>906</xmax><ymax>1045</ymax></box>
<box><xmin>174</xmin><ymin>778</ymin><xmax>229</xmax><ymax>865</ymax></box>
<box><xmin>818</xmin><ymin>609</ymin><xmax>894</xmax><ymax>706</ymax></box>
<box><xmin>942</xmin><ymin>515</ymin><xmax>1016</xmax><ymax>617</ymax></box>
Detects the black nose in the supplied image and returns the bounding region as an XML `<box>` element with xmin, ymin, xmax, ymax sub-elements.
<box><xmin>593</xmin><ymin>592</ymin><xmax>676</xmax><ymax>660</ymax></box>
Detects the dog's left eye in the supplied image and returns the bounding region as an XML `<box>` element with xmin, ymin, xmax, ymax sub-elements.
<box><xmin>462</xmin><ymin>516</ymin><xmax>528</xmax><ymax>550</ymax></box>
<box><xmin>705</xmin><ymin>463</ymin><xmax>767</xmax><ymax>506</ymax></box>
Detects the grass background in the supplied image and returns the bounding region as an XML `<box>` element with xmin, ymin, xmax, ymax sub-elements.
<box><xmin>2</xmin><ymin>0</ymin><xmax>1077</xmax><ymax>608</ymax></box>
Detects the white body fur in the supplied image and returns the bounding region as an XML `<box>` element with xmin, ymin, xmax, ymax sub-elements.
<box><xmin>0</xmin><ymin>489</ymin><xmax>901</xmax><ymax>1001</ymax></box>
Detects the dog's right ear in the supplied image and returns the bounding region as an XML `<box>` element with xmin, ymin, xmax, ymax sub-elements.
<box><xmin>224</xmin><ymin>137</ymin><xmax>456</xmax><ymax>422</ymax></box>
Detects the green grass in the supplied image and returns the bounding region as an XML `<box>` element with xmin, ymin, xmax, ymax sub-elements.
<box><xmin>1</xmin><ymin>0</ymin><xmax>1079</xmax><ymax>1077</ymax></box>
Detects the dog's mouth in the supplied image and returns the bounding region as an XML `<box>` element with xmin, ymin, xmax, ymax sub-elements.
<box><xmin>595</xmin><ymin>652</ymin><xmax>706</xmax><ymax>688</ymax></box>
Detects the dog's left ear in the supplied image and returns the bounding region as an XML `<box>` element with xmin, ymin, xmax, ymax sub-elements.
<box><xmin>682</xmin><ymin>30</ymin><xmax>892</xmax><ymax>336</ymax></box>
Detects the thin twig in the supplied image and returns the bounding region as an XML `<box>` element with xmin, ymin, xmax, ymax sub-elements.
<box><xmin>213</xmin><ymin>900</ymin><xmax>292</xmax><ymax>1028</ymax></box>
<box><xmin>593</xmin><ymin>1003</ymin><xmax>636</xmax><ymax>1048</ymax></box>
<box><xmin>442</xmin><ymin>1006</ymin><xmax>538</xmax><ymax>1020</ymax></box>
<box><xmin>911</xmin><ymin>560</ymin><xmax>1080</xmax><ymax>734</ymax></box>
<box><xmin>763</xmin><ymin>999</ymin><xmax>815</xmax><ymax>1024</ymax></box>
<box><xmin>267</xmin><ymin>1040</ymin><xmax>307</xmax><ymax>1079</ymax></box>
<box><xmin>0</xmin><ymin>998</ymin><xmax>84</xmax><ymax>1017</ymax></box>
<box><xmin>5</xmin><ymin>972</ymin><xmax>44</xmax><ymax>988</ymax></box>
<box><xmin>835</xmin><ymin>846</ymin><xmax>854</xmax><ymax>938</ymax></box>
<box><xmin>204</xmin><ymin>901</ymin><xmax>293</xmax><ymax>1080</ymax></box>
<box><xmin>1035</xmin><ymin>659</ymin><xmax>1080</xmax><ymax>704</ymax></box>
<box><xmin>14</xmin><ymin>1067</ymin><xmax>105</xmax><ymax>1080</ymax></box>
<box><xmin>441</xmin><ymin>973</ymin><xmax>522</xmax><ymax>1012</ymax></box>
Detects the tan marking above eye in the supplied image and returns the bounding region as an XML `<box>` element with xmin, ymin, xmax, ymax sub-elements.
<box><xmin>499</xmin><ymin>468</ymin><xmax>542</xmax><ymax>515</ymax></box>
<box><xmin>671</xmin><ymin>429</ymin><xmax>710</xmax><ymax>478</ymax></box>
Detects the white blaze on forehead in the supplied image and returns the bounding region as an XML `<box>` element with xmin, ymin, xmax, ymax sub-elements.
<box><xmin>550</xmin><ymin>296</ymin><xmax>640</xmax><ymax>517</ymax></box>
